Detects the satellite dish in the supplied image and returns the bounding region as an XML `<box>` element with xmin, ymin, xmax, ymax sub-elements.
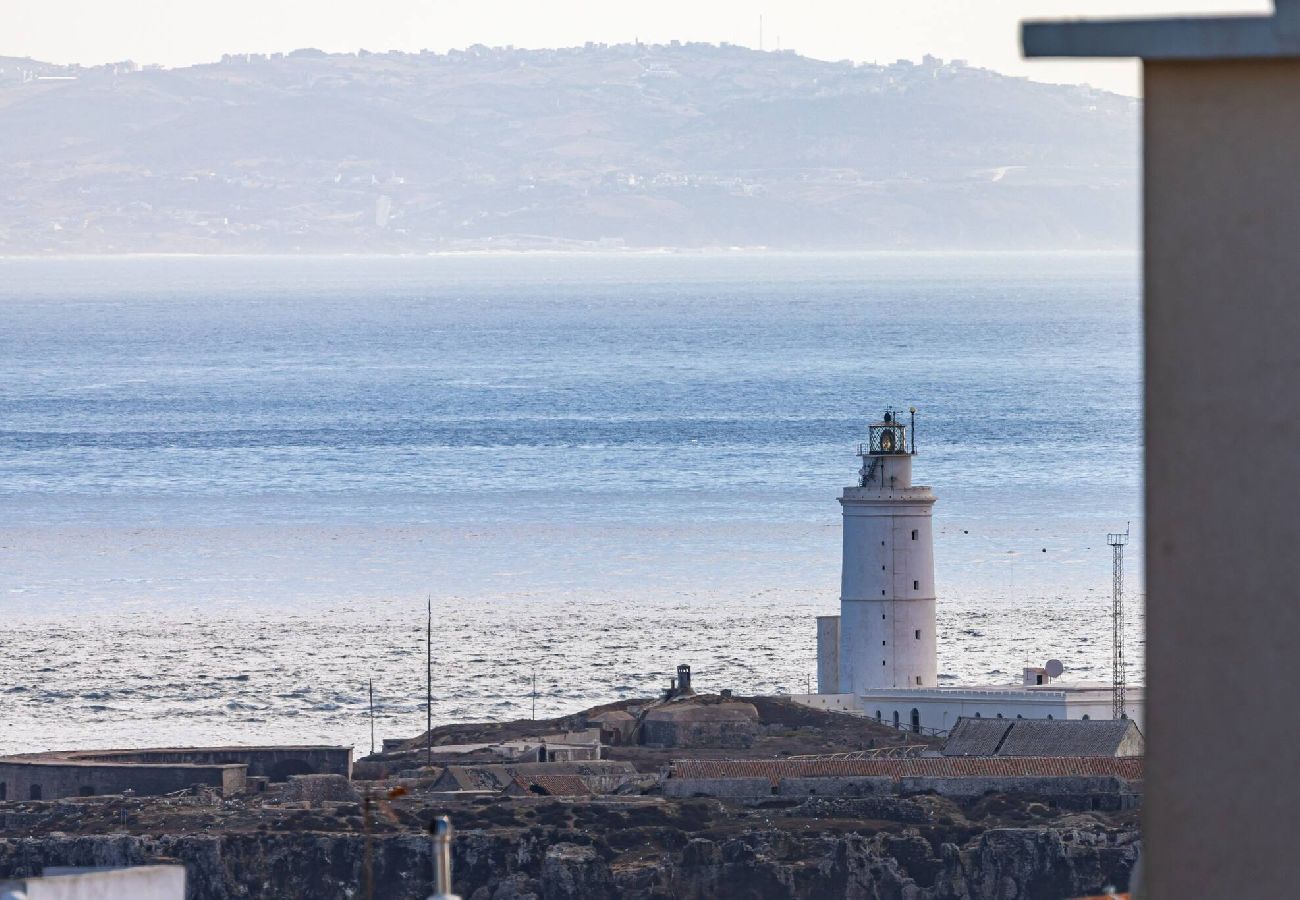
<box><xmin>1044</xmin><ymin>659</ymin><xmax>1064</xmax><ymax>679</ymax></box>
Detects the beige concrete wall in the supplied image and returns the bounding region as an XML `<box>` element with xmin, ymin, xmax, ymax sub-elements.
<box><xmin>1144</xmin><ymin>58</ymin><xmax>1300</xmax><ymax>898</ymax></box>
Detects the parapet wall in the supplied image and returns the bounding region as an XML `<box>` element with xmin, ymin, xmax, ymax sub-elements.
<box><xmin>63</xmin><ymin>747</ymin><xmax>352</xmax><ymax>781</ymax></box>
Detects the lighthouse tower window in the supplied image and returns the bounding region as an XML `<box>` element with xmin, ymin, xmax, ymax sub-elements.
<box><xmin>915</xmin><ymin>629</ymin><xmax>921</xmax><ymax>640</ymax></box>
<box><xmin>911</xmin><ymin>530</ymin><xmax>918</xmax><ymax>540</ymax></box>
<box><xmin>913</xmin><ymin>580</ymin><xmax>919</xmax><ymax>590</ymax></box>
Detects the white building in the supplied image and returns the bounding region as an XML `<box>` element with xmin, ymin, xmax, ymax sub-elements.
<box><xmin>795</xmin><ymin>409</ymin><xmax>1144</xmax><ymax>734</ymax></box>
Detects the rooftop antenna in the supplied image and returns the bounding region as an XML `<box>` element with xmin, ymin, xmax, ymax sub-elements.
<box><xmin>1107</xmin><ymin>526</ymin><xmax>1130</xmax><ymax>720</ymax></box>
<box><xmin>426</xmin><ymin>594</ymin><xmax>433</xmax><ymax>769</ymax></box>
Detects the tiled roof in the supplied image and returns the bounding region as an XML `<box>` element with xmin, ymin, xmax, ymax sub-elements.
<box><xmin>670</xmin><ymin>756</ymin><xmax>1144</xmax><ymax>782</ymax></box>
<box><xmin>940</xmin><ymin>719</ymin><xmax>1014</xmax><ymax>756</ymax></box>
<box><xmin>942</xmin><ymin>717</ymin><xmax>1143</xmax><ymax>757</ymax></box>
<box><xmin>996</xmin><ymin>719</ymin><xmax>1141</xmax><ymax>757</ymax></box>
<box><xmin>511</xmin><ymin>774</ymin><xmax>592</xmax><ymax>796</ymax></box>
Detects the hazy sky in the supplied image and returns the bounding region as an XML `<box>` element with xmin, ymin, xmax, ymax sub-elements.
<box><xmin>2</xmin><ymin>1</ymin><xmax>1272</xmax><ymax>96</ymax></box>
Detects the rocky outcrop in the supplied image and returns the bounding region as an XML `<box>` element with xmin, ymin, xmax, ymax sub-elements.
<box><xmin>0</xmin><ymin>821</ymin><xmax>1137</xmax><ymax>899</ymax></box>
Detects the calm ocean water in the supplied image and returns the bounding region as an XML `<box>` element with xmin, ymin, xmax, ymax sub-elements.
<box><xmin>0</xmin><ymin>253</ymin><xmax>1143</xmax><ymax>755</ymax></box>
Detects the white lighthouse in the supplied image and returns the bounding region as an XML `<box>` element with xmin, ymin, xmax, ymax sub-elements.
<box><xmin>805</xmin><ymin>407</ymin><xmax>1145</xmax><ymax>736</ymax></box>
<box><xmin>819</xmin><ymin>409</ymin><xmax>937</xmax><ymax>695</ymax></box>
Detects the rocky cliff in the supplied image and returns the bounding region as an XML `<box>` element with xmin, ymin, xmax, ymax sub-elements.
<box><xmin>0</xmin><ymin>795</ymin><xmax>1137</xmax><ymax>899</ymax></box>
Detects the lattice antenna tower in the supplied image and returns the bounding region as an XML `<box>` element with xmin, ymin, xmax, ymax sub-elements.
<box><xmin>1107</xmin><ymin>526</ymin><xmax>1130</xmax><ymax>720</ymax></box>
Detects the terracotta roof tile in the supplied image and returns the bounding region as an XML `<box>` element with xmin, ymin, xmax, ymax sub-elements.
<box><xmin>511</xmin><ymin>774</ymin><xmax>592</xmax><ymax>796</ymax></box>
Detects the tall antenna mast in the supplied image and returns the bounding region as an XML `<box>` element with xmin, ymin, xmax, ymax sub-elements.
<box><xmin>426</xmin><ymin>594</ymin><xmax>433</xmax><ymax>769</ymax></box>
<box><xmin>1107</xmin><ymin>527</ymin><xmax>1130</xmax><ymax>719</ymax></box>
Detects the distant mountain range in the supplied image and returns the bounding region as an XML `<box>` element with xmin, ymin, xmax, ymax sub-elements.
<box><xmin>0</xmin><ymin>44</ymin><xmax>1139</xmax><ymax>254</ymax></box>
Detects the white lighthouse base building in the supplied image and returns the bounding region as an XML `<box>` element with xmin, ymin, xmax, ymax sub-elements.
<box><xmin>790</xmin><ymin>675</ymin><xmax>1146</xmax><ymax>736</ymax></box>
<box><xmin>788</xmin><ymin>409</ymin><xmax>1144</xmax><ymax>735</ymax></box>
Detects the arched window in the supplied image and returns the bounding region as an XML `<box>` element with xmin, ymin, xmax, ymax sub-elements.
<box><xmin>875</xmin><ymin>710</ymin><xmax>882</xmax><ymax>722</ymax></box>
<box><xmin>910</xmin><ymin>708</ymin><xmax>921</xmax><ymax>734</ymax></box>
<box><xmin>1082</xmin><ymin>714</ymin><xmax>1090</xmax><ymax>720</ymax></box>
<box><xmin>1047</xmin><ymin>714</ymin><xmax>1054</xmax><ymax>720</ymax></box>
<box><xmin>29</xmin><ymin>784</ymin><xmax>42</xmax><ymax>800</ymax></box>
<box><xmin>892</xmin><ymin>710</ymin><xmax>900</xmax><ymax>728</ymax></box>
<box><xmin>974</xmin><ymin>712</ymin><xmax>981</xmax><ymax>718</ymax></box>
<box><xmin>1016</xmin><ymin>714</ymin><xmax>1023</xmax><ymax>719</ymax></box>
<box><xmin>996</xmin><ymin>713</ymin><xmax>1004</xmax><ymax>719</ymax></box>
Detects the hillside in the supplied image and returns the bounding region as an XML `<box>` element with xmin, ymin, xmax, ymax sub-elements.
<box><xmin>0</xmin><ymin>44</ymin><xmax>1139</xmax><ymax>253</ymax></box>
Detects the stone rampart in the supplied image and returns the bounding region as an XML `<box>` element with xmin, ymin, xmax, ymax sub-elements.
<box><xmin>899</xmin><ymin>774</ymin><xmax>1128</xmax><ymax>799</ymax></box>
<box><xmin>777</xmin><ymin>776</ymin><xmax>893</xmax><ymax>798</ymax></box>
<box><xmin>663</xmin><ymin>772</ymin><xmax>1141</xmax><ymax>808</ymax></box>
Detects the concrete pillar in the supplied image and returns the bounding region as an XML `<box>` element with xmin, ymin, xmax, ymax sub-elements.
<box><xmin>1143</xmin><ymin>58</ymin><xmax>1300</xmax><ymax>897</ymax></box>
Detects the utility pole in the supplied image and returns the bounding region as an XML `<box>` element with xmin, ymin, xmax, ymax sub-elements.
<box><xmin>426</xmin><ymin>594</ymin><xmax>432</xmax><ymax>769</ymax></box>
<box><xmin>1107</xmin><ymin>527</ymin><xmax>1130</xmax><ymax>720</ymax></box>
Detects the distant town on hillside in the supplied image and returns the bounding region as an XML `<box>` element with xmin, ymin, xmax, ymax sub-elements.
<box><xmin>0</xmin><ymin>43</ymin><xmax>1139</xmax><ymax>254</ymax></box>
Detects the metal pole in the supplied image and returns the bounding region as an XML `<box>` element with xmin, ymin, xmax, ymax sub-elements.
<box><xmin>1107</xmin><ymin>527</ymin><xmax>1130</xmax><ymax>720</ymax></box>
<box><xmin>369</xmin><ymin>678</ymin><xmax>375</xmax><ymax>757</ymax></box>
<box><xmin>428</xmin><ymin>816</ymin><xmax>460</xmax><ymax>900</ymax></box>
<box><xmin>426</xmin><ymin>594</ymin><xmax>432</xmax><ymax>769</ymax></box>
<box><xmin>531</xmin><ymin>668</ymin><xmax>536</xmax><ymax>721</ymax></box>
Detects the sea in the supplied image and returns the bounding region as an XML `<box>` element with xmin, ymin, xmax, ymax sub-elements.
<box><xmin>0</xmin><ymin>252</ymin><xmax>1143</xmax><ymax>757</ymax></box>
